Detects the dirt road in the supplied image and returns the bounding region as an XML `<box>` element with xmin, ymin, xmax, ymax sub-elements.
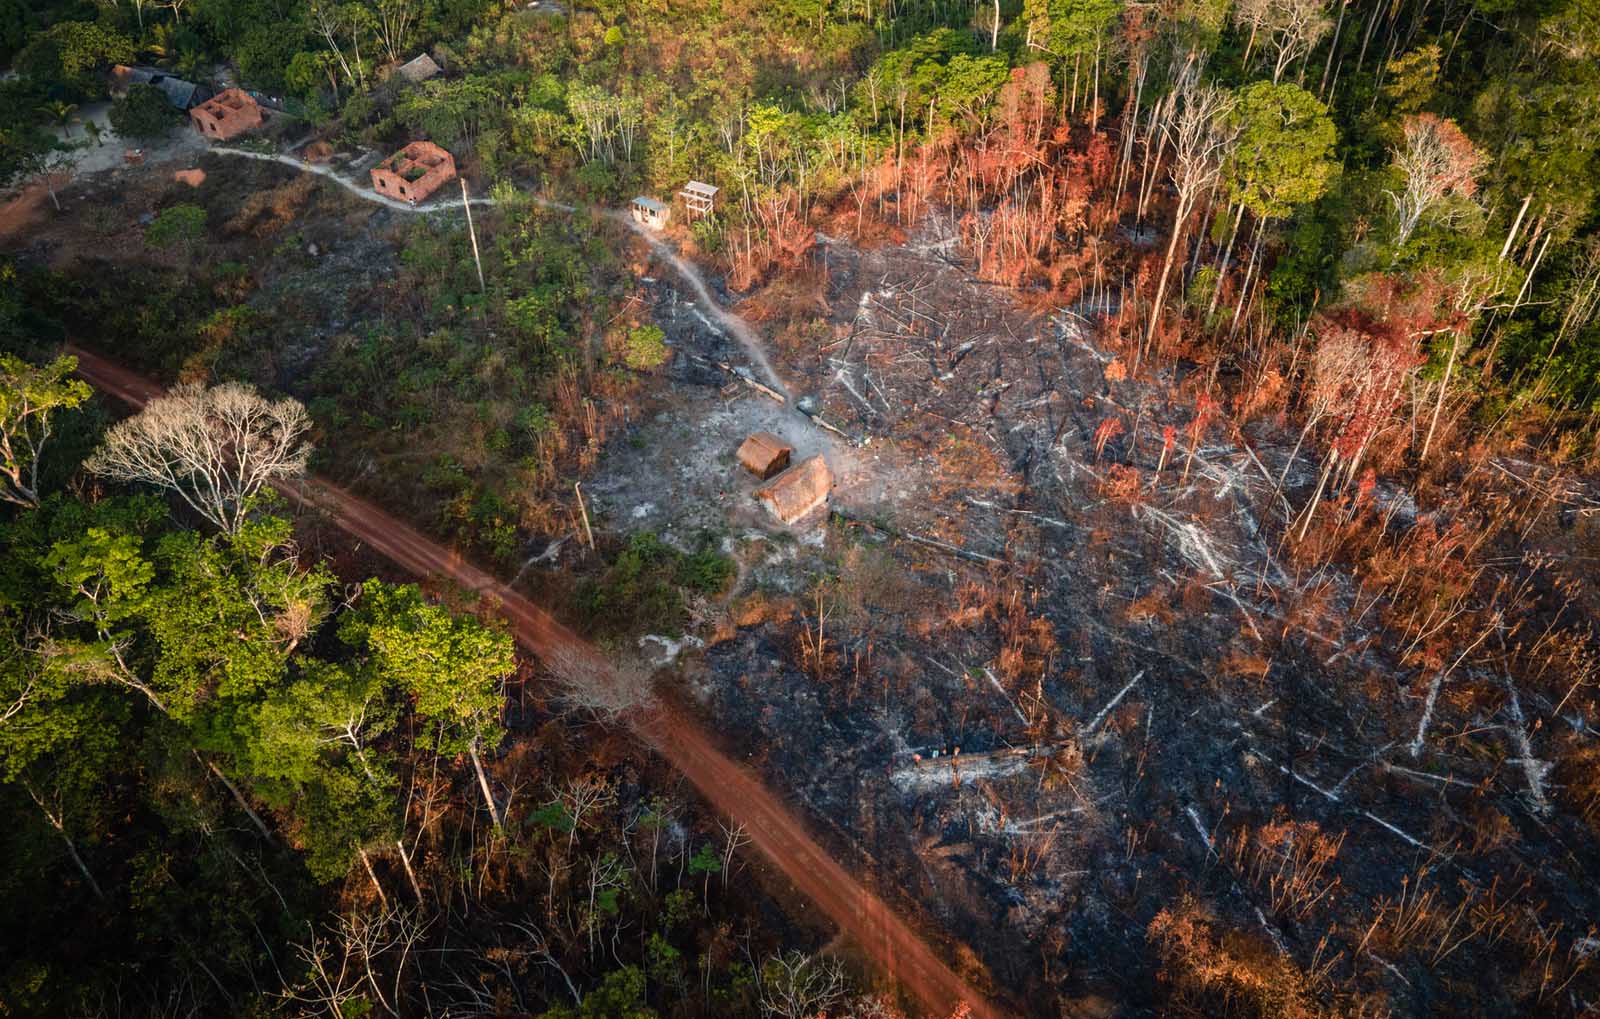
<box><xmin>65</xmin><ymin>344</ymin><xmax>999</xmax><ymax>1019</ymax></box>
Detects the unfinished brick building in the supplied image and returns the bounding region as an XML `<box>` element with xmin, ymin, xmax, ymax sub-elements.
<box><xmin>190</xmin><ymin>88</ymin><xmax>262</xmax><ymax>141</ymax></box>
<box><xmin>370</xmin><ymin>141</ymin><xmax>456</xmax><ymax>205</ymax></box>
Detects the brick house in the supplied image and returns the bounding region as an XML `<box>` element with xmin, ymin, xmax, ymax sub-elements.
<box><xmin>189</xmin><ymin>88</ymin><xmax>263</xmax><ymax>141</ymax></box>
<box><xmin>370</xmin><ymin>141</ymin><xmax>456</xmax><ymax>205</ymax></box>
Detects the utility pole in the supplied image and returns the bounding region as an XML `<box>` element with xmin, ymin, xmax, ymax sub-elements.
<box><xmin>461</xmin><ymin>178</ymin><xmax>485</xmax><ymax>293</ymax></box>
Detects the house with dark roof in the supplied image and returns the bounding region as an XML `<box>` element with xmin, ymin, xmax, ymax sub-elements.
<box><xmin>109</xmin><ymin>65</ymin><xmax>212</xmax><ymax>109</ymax></box>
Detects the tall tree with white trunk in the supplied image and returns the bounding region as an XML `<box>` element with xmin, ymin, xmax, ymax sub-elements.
<box><xmin>86</xmin><ymin>381</ymin><xmax>312</xmax><ymax>534</ymax></box>
<box><xmin>1142</xmin><ymin>72</ymin><xmax>1237</xmax><ymax>365</ymax></box>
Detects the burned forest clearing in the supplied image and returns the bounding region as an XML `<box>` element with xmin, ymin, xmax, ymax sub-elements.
<box><xmin>5</xmin><ymin>3</ymin><xmax>1600</xmax><ymax>1018</ymax></box>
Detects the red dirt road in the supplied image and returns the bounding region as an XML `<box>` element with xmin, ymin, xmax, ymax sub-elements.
<box><xmin>66</xmin><ymin>345</ymin><xmax>1001</xmax><ymax>1019</ymax></box>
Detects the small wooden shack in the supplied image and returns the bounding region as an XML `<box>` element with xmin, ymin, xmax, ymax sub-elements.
<box><xmin>679</xmin><ymin>180</ymin><xmax>718</xmax><ymax>219</ymax></box>
<box><xmin>630</xmin><ymin>196</ymin><xmax>670</xmax><ymax>230</ymax></box>
<box><xmin>190</xmin><ymin>88</ymin><xmax>262</xmax><ymax>141</ymax></box>
<box><xmin>737</xmin><ymin>432</ymin><xmax>791</xmax><ymax>479</ymax></box>
<box><xmin>370</xmin><ymin>141</ymin><xmax>456</xmax><ymax>204</ymax></box>
<box><xmin>754</xmin><ymin>455</ymin><xmax>832</xmax><ymax>525</ymax></box>
<box><xmin>395</xmin><ymin>53</ymin><xmax>441</xmax><ymax>84</ymax></box>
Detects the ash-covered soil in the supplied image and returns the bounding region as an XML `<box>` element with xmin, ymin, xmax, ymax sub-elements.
<box><xmin>586</xmin><ymin>222</ymin><xmax>1600</xmax><ymax>1016</ymax></box>
<box><xmin>19</xmin><ymin>150</ymin><xmax>1597</xmax><ymax>1014</ymax></box>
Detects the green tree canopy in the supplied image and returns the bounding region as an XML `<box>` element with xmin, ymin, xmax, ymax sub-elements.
<box><xmin>0</xmin><ymin>353</ymin><xmax>91</xmax><ymax>508</ymax></box>
<box><xmin>1226</xmin><ymin>80</ymin><xmax>1339</xmax><ymax>221</ymax></box>
<box><xmin>108</xmin><ymin>83</ymin><xmax>182</xmax><ymax>140</ymax></box>
<box><xmin>1022</xmin><ymin>0</ymin><xmax>1122</xmax><ymax>58</ymax></box>
<box><xmin>141</xmin><ymin>516</ymin><xmax>333</xmax><ymax>736</ymax></box>
<box><xmin>341</xmin><ymin>580</ymin><xmax>512</xmax><ymax>754</ymax></box>
<box><xmin>15</xmin><ymin>22</ymin><xmax>134</xmax><ymax>96</ymax></box>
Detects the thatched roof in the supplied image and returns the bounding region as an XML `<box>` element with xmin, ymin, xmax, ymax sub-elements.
<box><xmin>396</xmin><ymin>53</ymin><xmax>441</xmax><ymax>83</ymax></box>
<box><xmin>737</xmin><ymin>432</ymin><xmax>792</xmax><ymax>480</ymax></box>
<box><xmin>754</xmin><ymin>455</ymin><xmax>832</xmax><ymax>524</ymax></box>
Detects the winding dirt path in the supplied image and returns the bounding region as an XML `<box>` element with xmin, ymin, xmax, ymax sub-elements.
<box><xmin>610</xmin><ymin>212</ymin><xmax>792</xmax><ymax>401</ymax></box>
<box><xmin>210</xmin><ymin>146</ymin><xmax>507</xmax><ymax>214</ymax></box>
<box><xmin>208</xmin><ymin>147</ymin><xmax>794</xmax><ymax>402</ymax></box>
<box><xmin>65</xmin><ymin>345</ymin><xmax>999</xmax><ymax>1019</ymax></box>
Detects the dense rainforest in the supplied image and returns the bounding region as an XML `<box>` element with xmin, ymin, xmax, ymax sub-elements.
<box><xmin>4</xmin><ymin>0</ymin><xmax>1600</xmax><ymax>1017</ymax></box>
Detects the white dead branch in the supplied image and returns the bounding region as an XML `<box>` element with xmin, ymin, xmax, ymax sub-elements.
<box><xmin>686</xmin><ymin>305</ymin><xmax>726</xmax><ymax>342</ymax></box>
<box><xmin>890</xmin><ymin>742</ymin><xmax>1072</xmax><ymax>794</ymax></box>
<box><xmin>997</xmin><ymin>808</ymin><xmax>1085</xmax><ymax>835</ymax></box>
<box><xmin>1501</xmin><ymin>678</ymin><xmax>1554</xmax><ymax>814</ymax></box>
<box><xmin>1185</xmin><ymin>804</ymin><xmax>1217</xmax><ymax>861</ymax></box>
<box><xmin>829</xmin><ymin>360</ymin><xmax>876</xmax><ymax>416</ymax></box>
<box><xmin>1380</xmin><ymin>761</ymin><xmax>1478</xmax><ymax>791</ymax></box>
<box><xmin>638</xmin><ymin>633</ymin><xmax>704</xmax><ymax>668</ymax></box>
<box><xmin>718</xmin><ymin>361</ymin><xmax>785</xmax><ymax>404</ymax></box>
<box><xmin>982</xmin><ymin>666</ymin><xmax>1030</xmax><ymax>725</ymax></box>
<box><xmin>510</xmin><ymin>535</ymin><xmax>569</xmax><ymax>584</ymax></box>
<box><xmin>1408</xmin><ymin>615</ymin><xmax>1498</xmax><ymax>759</ymax></box>
<box><xmin>1086</xmin><ymin>670</ymin><xmax>1146</xmax><ymax>733</ymax></box>
<box><xmin>831</xmin><ymin>506</ymin><xmax>1003</xmax><ymax>565</ymax></box>
<box><xmin>1133</xmin><ymin>504</ymin><xmax>1237</xmax><ymax>579</ymax></box>
<box><xmin>1250</xmin><ymin>746</ymin><xmax>1432</xmax><ymax>851</ymax></box>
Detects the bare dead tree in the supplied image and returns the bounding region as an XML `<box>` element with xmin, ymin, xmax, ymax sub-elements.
<box><xmin>86</xmin><ymin>382</ymin><xmax>312</xmax><ymax>534</ymax></box>
<box><xmin>507</xmin><ymin>919</ymin><xmax>581</xmax><ymax>1005</ymax></box>
<box><xmin>1272</xmin><ymin>0</ymin><xmax>1332</xmax><ymax>83</ymax></box>
<box><xmin>1386</xmin><ymin>113</ymin><xmax>1483</xmax><ymax>248</ymax></box>
<box><xmin>1236</xmin><ymin>0</ymin><xmax>1334</xmax><ymax>83</ymax></box>
<box><xmin>757</xmin><ymin>951</ymin><xmax>846</xmax><ymax>1019</ymax></box>
<box><xmin>1544</xmin><ymin>237</ymin><xmax>1600</xmax><ymax>368</ymax></box>
<box><xmin>369</xmin><ymin>0</ymin><xmax>422</xmax><ymax>64</ymax></box>
<box><xmin>282</xmin><ymin>906</ymin><xmax>427</xmax><ymax>1019</ymax></box>
<box><xmin>1235</xmin><ymin>0</ymin><xmax>1273</xmax><ymax>66</ymax></box>
<box><xmin>718</xmin><ymin>819</ymin><xmax>751</xmax><ymax>889</ymax></box>
<box><xmin>559</xmin><ymin>774</ymin><xmax>616</xmax><ymax>854</ymax></box>
<box><xmin>307</xmin><ymin>0</ymin><xmax>365</xmax><ymax>90</ymax></box>
<box><xmin>1141</xmin><ymin>75</ymin><xmax>1237</xmax><ymax>366</ymax></box>
<box><xmin>21</xmin><ymin>777</ymin><xmax>106</xmax><ymax>900</ymax></box>
<box><xmin>583</xmin><ymin>851</ymin><xmax>625</xmax><ymax>956</ymax></box>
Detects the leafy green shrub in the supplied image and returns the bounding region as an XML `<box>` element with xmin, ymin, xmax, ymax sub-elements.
<box><xmin>622</xmin><ymin>324</ymin><xmax>668</xmax><ymax>371</ymax></box>
<box><xmin>691</xmin><ymin>216</ymin><xmax>722</xmax><ymax>254</ymax></box>
<box><xmin>15</xmin><ymin>21</ymin><xmax>134</xmax><ymax>95</ymax></box>
<box><xmin>576</xmin><ymin>531</ymin><xmax>734</xmax><ymax>638</ymax></box>
<box><xmin>572</xmin><ymin>158</ymin><xmax>618</xmax><ymax>201</ymax></box>
<box><xmin>144</xmin><ymin>204</ymin><xmax>207</xmax><ymax>250</ymax></box>
<box><xmin>675</xmin><ymin>546</ymin><xmax>734</xmax><ymax>595</ymax></box>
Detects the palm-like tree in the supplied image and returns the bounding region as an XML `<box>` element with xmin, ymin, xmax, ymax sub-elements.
<box><xmin>41</xmin><ymin>101</ymin><xmax>79</xmax><ymax>136</ymax></box>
